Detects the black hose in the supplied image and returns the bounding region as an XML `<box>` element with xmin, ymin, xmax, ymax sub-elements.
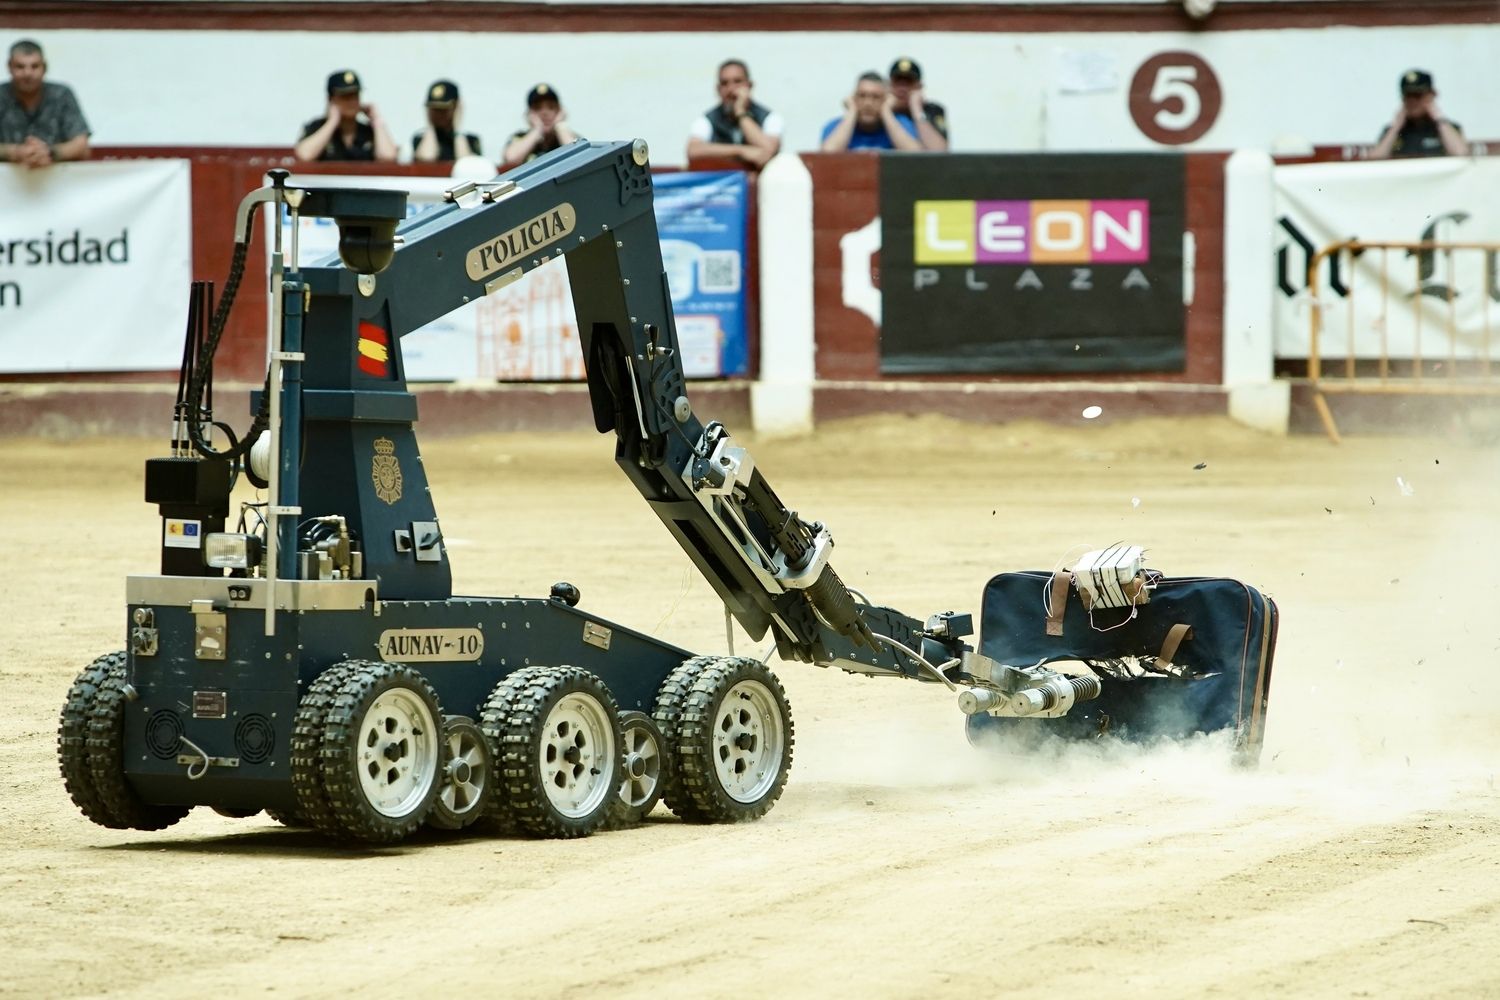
<box><xmin>186</xmin><ymin>240</ymin><xmax>271</xmax><ymax>462</ymax></box>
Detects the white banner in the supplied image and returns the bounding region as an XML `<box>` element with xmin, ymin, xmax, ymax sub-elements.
<box><xmin>0</xmin><ymin>160</ymin><xmax>191</xmax><ymax>372</ymax></box>
<box><xmin>1272</xmin><ymin>157</ymin><xmax>1500</xmax><ymax>361</ymax></box>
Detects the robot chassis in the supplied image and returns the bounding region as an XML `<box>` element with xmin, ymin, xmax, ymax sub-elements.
<box><xmin>59</xmin><ymin>140</ymin><xmax>1121</xmax><ymax>843</ymax></box>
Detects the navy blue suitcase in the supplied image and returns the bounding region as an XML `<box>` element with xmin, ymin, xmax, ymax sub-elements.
<box><xmin>968</xmin><ymin>571</ymin><xmax>1279</xmax><ymax>759</ymax></box>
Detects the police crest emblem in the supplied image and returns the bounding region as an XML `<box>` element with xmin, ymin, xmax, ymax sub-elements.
<box><xmin>372</xmin><ymin>437</ymin><xmax>403</xmax><ymax>505</ymax></box>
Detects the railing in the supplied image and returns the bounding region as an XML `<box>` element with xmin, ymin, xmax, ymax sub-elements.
<box><xmin>1307</xmin><ymin>239</ymin><xmax>1500</xmax><ymax>442</ymax></box>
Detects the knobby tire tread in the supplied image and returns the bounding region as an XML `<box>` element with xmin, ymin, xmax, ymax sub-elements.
<box><xmin>85</xmin><ymin>660</ymin><xmax>191</xmax><ymax>831</ymax></box>
<box><xmin>479</xmin><ymin>666</ymin><xmax>552</xmax><ymax>832</ymax></box>
<box><xmin>58</xmin><ymin>651</ymin><xmax>129</xmax><ymax>829</ymax></box>
<box><xmin>290</xmin><ymin>660</ymin><xmax>364</xmax><ymax>837</ymax></box>
<box><xmin>264</xmin><ymin>807</ymin><xmax>306</xmax><ymax>828</ymax></box>
<box><xmin>319</xmin><ymin>663</ymin><xmax>445</xmax><ymax>844</ymax></box>
<box><xmin>653</xmin><ymin>655</ymin><xmax>723</xmax><ymax>823</ymax></box>
<box><xmin>675</xmin><ymin>657</ymin><xmax>794</xmax><ymax>824</ymax></box>
<box><xmin>493</xmin><ymin>666</ymin><xmax>621</xmax><ymax>839</ymax></box>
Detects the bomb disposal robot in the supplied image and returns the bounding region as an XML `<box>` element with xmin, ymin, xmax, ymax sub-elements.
<box><xmin>58</xmin><ymin>140</ymin><xmax>1273</xmax><ymax>843</ymax></box>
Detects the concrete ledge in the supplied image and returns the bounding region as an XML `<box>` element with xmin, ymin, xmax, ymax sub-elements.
<box><xmin>751</xmin><ymin>382</ymin><xmax>815</xmax><ymax>438</ymax></box>
<box><xmin>0</xmin><ymin>381</ymin><xmax>755</xmax><ymax>439</ymax></box>
<box><xmin>1</xmin><ymin>379</ymin><xmax>1245</xmax><ymax>438</ymax></box>
<box><xmin>0</xmin><ymin>384</ymin><xmax>187</xmax><ymax>438</ymax></box>
<box><xmin>1287</xmin><ymin>381</ymin><xmax>1500</xmax><ymax>436</ymax></box>
<box><xmin>1229</xmin><ymin>381</ymin><xmax>1291</xmax><ymax>435</ymax></box>
<box><xmin>814</xmin><ymin>380</ymin><xmax>1229</xmax><ymax>426</ymax></box>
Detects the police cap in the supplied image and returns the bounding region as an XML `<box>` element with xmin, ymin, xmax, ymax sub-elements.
<box><xmin>427</xmin><ymin>80</ymin><xmax>459</xmax><ymax>108</ymax></box>
<box><xmin>326</xmin><ymin>69</ymin><xmax>361</xmax><ymax>96</ymax></box>
<box><xmin>527</xmin><ymin>83</ymin><xmax>560</xmax><ymax>108</ymax></box>
<box><xmin>889</xmin><ymin>58</ymin><xmax>922</xmax><ymax>82</ymax></box>
<box><xmin>1400</xmin><ymin>69</ymin><xmax>1434</xmax><ymax>95</ymax></box>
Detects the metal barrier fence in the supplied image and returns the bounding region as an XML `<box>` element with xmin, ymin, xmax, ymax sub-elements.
<box><xmin>1307</xmin><ymin>239</ymin><xmax>1500</xmax><ymax>442</ymax></box>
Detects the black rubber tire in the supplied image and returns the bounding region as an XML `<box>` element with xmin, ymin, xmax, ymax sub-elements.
<box><xmin>607</xmin><ymin>711</ymin><xmax>666</xmax><ymax>829</ymax></box>
<box><xmin>478</xmin><ymin>666</ymin><xmax>552</xmax><ymax>833</ymax></box>
<box><xmin>290</xmin><ymin>660</ymin><xmax>365</xmax><ymax>837</ymax></box>
<box><xmin>428</xmin><ymin>715</ymin><xmax>493</xmax><ymax>831</ymax></box>
<box><xmin>211</xmin><ymin>806</ymin><xmax>262</xmax><ymax>819</ymax></box>
<box><xmin>85</xmin><ymin>659</ymin><xmax>192</xmax><ymax>831</ymax></box>
<box><xmin>58</xmin><ymin>651</ymin><xmax>129</xmax><ymax>829</ymax></box>
<box><xmin>265</xmin><ymin>807</ymin><xmax>306</xmax><ymax>828</ymax></box>
<box><xmin>674</xmin><ymin>657</ymin><xmax>794</xmax><ymax>824</ymax></box>
<box><xmin>490</xmin><ymin>666</ymin><xmax>623</xmax><ymax>839</ymax></box>
<box><xmin>652</xmin><ymin>655</ymin><xmax>722</xmax><ymax>822</ymax></box>
<box><xmin>319</xmin><ymin>662</ymin><xmax>446</xmax><ymax>844</ymax></box>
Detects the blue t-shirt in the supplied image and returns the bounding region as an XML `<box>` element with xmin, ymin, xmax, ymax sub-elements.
<box><xmin>820</xmin><ymin>114</ymin><xmax>917</xmax><ymax>150</ymax></box>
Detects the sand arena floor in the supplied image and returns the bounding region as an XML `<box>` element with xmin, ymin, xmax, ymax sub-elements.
<box><xmin>2</xmin><ymin>413</ymin><xmax>1497</xmax><ymax>998</ymax></box>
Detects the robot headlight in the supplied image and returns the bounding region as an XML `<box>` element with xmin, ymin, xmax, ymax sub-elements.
<box><xmin>204</xmin><ymin>533</ymin><xmax>263</xmax><ymax>570</ymax></box>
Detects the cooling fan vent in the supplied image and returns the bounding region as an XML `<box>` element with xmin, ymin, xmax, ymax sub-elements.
<box><xmin>234</xmin><ymin>714</ymin><xmax>276</xmax><ymax>765</ymax></box>
<box><xmin>145</xmin><ymin>710</ymin><xmax>184</xmax><ymax>760</ymax></box>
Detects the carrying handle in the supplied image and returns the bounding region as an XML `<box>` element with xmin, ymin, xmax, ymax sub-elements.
<box><xmin>1154</xmin><ymin>623</ymin><xmax>1194</xmax><ymax>675</ymax></box>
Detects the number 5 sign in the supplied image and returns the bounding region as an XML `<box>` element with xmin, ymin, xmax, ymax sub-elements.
<box><xmin>1129</xmin><ymin>51</ymin><xmax>1223</xmax><ymax>145</ymax></box>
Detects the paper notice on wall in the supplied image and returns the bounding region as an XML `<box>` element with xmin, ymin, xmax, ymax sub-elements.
<box><xmin>676</xmin><ymin>315</ymin><xmax>724</xmax><ymax>378</ymax></box>
<box><xmin>1054</xmin><ymin>49</ymin><xmax>1120</xmax><ymax>95</ymax></box>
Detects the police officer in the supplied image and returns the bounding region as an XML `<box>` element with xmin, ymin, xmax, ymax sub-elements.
<box><xmin>1369</xmin><ymin>69</ymin><xmax>1468</xmax><ymax>159</ymax></box>
<box><xmin>412</xmin><ymin>80</ymin><xmax>481</xmax><ymax>163</ymax></box>
<box><xmin>502</xmin><ymin>83</ymin><xmax>580</xmax><ymax>169</ymax></box>
<box><xmin>888</xmin><ymin>57</ymin><xmax>948</xmax><ymax>152</ymax></box>
<box><xmin>295</xmin><ymin>70</ymin><xmax>397</xmax><ymax>162</ymax></box>
<box><xmin>685</xmin><ymin>59</ymin><xmax>783</xmax><ymax>168</ymax></box>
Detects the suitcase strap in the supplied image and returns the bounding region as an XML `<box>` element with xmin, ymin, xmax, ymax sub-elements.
<box><xmin>1046</xmin><ymin>573</ymin><xmax>1070</xmax><ymax>636</ymax></box>
<box><xmin>1154</xmin><ymin>623</ymin><xmax>1194</xmax><ymax>676</ymax></box>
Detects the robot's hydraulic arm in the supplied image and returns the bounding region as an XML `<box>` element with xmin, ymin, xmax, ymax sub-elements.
<box><xmin>201</xmin><ymin>139</ymin><xmax>1093</xmax><ymax>714</ymax></box>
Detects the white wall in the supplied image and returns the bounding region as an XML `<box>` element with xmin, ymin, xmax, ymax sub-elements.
<box><xmin>5</xmin><ymin>23</ymin><xmax>1494</xmax><ymax>165</ymax></box>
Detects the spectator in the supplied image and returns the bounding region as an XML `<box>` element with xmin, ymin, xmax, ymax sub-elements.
<box><xmin>0</xmin><ymin>39</ymin><xmax>90</xmax><ymax>167</ymax></box>
<box><xmin>820</xmin><ymin>72</ymin><xmax>921</xmax><ymax>152</ymax></box>
<box><xmin>412</xmin><ymin>80</ymin><xmax>480</xmax><ymax>163</ymax></box>
<box><xmin>295</xmin><ymin>70</ymin><xmax>397</xmax><ymax>163</ymax></box>
<box><xmin>502</xmin><ymin>84</ymin><xmax>579</xmax><ymax>169</ymax></box>
<box><xmin>686</xmin><ymin>59</ymin><xmax>783</xmax><ymax>168</ymax></box>
<box><xmin>888</xmin><ymin>57</ymin><xmax>948</xmax><ymax>152</ymax></box>
<box><xmin>1369</xmin><ymin>69</ymin><xmax>1468</xmax><ymax>159</ymax></box>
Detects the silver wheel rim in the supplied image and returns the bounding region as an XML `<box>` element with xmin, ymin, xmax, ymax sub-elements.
<box><xmin>540</xmin><ymin>692</ymin><xmax>615</xmax><ymax>819</ymax></box>
<box><xmin>618</xmin><ymin>719</ymin><xmax>661</xmax><ymax>810</ymax></box>
<box><xmin>356</xmin><ymin>687</ymin><xmax>439</xmax><ymax>818</ymax></box>
<box><xmin>441</xmin><ymin>724</ymin><xmax>488</xmax><ymax>817</ymax></box>
<box><xmin>713</xmin><ymin>680</ymin><xmax>784</xmax><ymax>804</ymax></box>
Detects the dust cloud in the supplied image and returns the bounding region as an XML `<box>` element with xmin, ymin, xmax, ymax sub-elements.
<box><xmin>771</xmin><ymin>416</ymin><xmax>1500</xmax><ymax>834</ymax></box>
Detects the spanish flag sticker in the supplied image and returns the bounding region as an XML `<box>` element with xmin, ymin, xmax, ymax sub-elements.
<box><xmin>164</xmin><ymin>518</ymin><xmax>202</xmax><ymax>549</ymax></box>
<box><xmin>357</xmin><ymin>321</ymin><xmax>390</xmax><ymax>377</ymax></box>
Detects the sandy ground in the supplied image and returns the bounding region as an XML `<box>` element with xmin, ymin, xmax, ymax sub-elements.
<box><xmin>2</xmin><ymin>413</ymin><xmax>1498</xmax><ymax>999</ymax></box>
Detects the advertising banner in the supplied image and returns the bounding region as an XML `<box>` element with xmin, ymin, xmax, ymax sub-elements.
<box><xmin>1272</xmin><ymin>157</ymin><xmax>1500</xmax><ymax>360</ymax></box>
<box><xmin>278</xmin><ymin>170</ymin><xmax>749</xmax><ymax>381</ymax></box>
<box><xmin>0</xmin><ymin>160</ymin><xmax>191</xmax><ymax>372</ymax></box>
<box><xmin>879</xmin><ymin>154</ymin><xmax>1186</xmax><ymax>374</ymax></box>
<box><xmin>653</xmin><ymin>170</ymin><xmax>750</xmax><ymax>380</ymax></box>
